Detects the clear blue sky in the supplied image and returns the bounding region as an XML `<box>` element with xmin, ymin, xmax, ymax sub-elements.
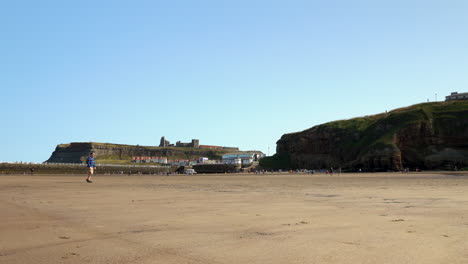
<box><xmin>1</xmin><ymin>1</ymin><xmax>468</xmax><ymax>162</ymax></box>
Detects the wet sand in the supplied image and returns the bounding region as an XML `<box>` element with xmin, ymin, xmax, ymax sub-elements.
<box><xmin>1</xmin><ymin>172</ymin><xmax>468</xmax><ymax>264</ymax></box>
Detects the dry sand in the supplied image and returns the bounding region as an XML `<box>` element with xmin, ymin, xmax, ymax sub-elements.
<box><xmin>1</xmin><ymin>172</ymin><xmax>468</xmax><ymax>264</ymax></box>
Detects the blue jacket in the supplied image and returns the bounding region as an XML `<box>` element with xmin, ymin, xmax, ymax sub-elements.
<box><xmin>86</xmin><ymin>157</ymin><xmax>96</xmax><ymax>168</ymax></box>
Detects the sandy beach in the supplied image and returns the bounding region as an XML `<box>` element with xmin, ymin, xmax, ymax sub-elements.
<box><xmin>1</xmin><ymin>172</ymin><xmax>468</xmax><ymax>264</ymax></box>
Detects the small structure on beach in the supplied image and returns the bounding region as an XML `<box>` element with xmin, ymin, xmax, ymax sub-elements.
<box><xmin>222</xmin><ymin>153</ymin><xmax>265</xmax><ymax>167</ymax></box>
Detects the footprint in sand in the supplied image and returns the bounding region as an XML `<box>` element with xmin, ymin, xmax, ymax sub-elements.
<box><xmin>62</xmin><ymin>252</ymin><xmax>79</xmax><ymax>259</ymax></box>
<box><xmin>283</xmin><ymin>221</ymin><xmax>309</xmax><ymax>226</ymax></box>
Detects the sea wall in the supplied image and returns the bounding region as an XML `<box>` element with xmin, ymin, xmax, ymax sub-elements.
<box><xmin>0</xmin><ymin>163</ymin><xmax>174</xmax><ymax>175</ymax></box>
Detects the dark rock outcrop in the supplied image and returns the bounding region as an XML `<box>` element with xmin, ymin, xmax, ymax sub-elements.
<box><xmin>276</xmin><ymin>101</ymin><xmax>468</xmax><ymax>171</ymax></box>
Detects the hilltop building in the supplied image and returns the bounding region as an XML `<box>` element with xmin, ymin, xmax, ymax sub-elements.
<box><xmin>445</xmin><ymin>92</ymin><xmax>468</xmax><ymax>101</ymax></box>
<box><xmin>176</xmin><ymin>139</ymin><xmax>199</xmax><ymax>148</ymax></box>
<box><xmin>159</xmin><ymin>137</ymin><xmax>171</xmax><ymax>147</ymax></box>
<box><xmin>159</xmin><ymin>136</ymin><xmax>199</xmax><ymax>148</ymax></box>
<box><xmin>159</xmin><ymin>136</ymin><xmax>238</xmax><ymax>150</ymax></box>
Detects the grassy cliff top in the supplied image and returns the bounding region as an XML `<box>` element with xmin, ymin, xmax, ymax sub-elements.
<box><xmin>90</xmin><ymin>144</ymin><xmax>243</xmax><ymax>156</ymax></box>
<box><xmin>280</xmin><ymin>100</ymin><xmax>468</xmax><ymax>153</ymax></box>
<box><xmin>58</xmin><ymin>142</ymin><xmax>239</xmax><ymax>153</ymax></box>
<box><xmin>295</xmin><ymin>100</ymin><xmax>468</xmax><ymax>134</ymax></box>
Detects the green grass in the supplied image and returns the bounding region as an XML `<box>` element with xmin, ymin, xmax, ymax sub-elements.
<box><xmin>318</xmin><ymin>101</ymin><xmax>468</xmax><ymax>152</ymax></box>
<box><xmin>94</xmin><ymin>159</ymin><xmax>135</xmax><ymax>165</ymax></box>
<box><xmin>259</xmin><ymin>154</ymin><xmax>291</xmax><ymax>170</ymax></box>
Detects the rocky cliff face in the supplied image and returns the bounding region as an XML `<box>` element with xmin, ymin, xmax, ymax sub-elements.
<box><xmin>276</xmin><ymin>101</ymin><xmax>468</xmax><ymax>171</ymax></box>
<box><xmin>47</xmin><ymin>143</ymin><xmax>93</xmax><ymax>163</ymax></box>
<box><xmin>46</xmin><ymin>142</ymin><xmax>246</xmax><ymax>164</ymax></box>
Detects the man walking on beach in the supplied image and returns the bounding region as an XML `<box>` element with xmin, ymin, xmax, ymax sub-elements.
<box><xmin>86</xmin><ymin>152</ymin><xmax>96</xmax><ymax>183</ymax></box>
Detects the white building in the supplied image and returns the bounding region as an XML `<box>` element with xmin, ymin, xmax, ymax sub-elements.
<box><xmin>222</xmin><ymin>153</ymin><xmax>264</xmax><ymax>166</ymax></box>
<box><xmin>223</xmin><ymin>157</ymin><xmax>242</xmax><ymax>165</ymax></box>
<box><xmin>149</xmin><ymin>157</ymin><xmax>168</xmax><ymax>164</ymax></box>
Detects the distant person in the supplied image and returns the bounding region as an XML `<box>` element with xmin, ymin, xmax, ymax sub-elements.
<box><xmin>30</xmin><ymin>167</ymin><xmax>35</xmax><ymax>175</ymax></box>
<box><xmin>86</xmin><ymin>152</ymin><xmax>96</xmax><ymax>183</ymax></box>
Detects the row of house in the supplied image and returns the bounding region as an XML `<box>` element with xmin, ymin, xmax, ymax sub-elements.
<box><xmin>132</xmin><ymin>156</ymin><xmax>213</xmax><ymax>166</ymax></box>
<box><xmin>132</xmin><ymin>156</ymin><xmax>168</xmax><ymax>164</ymax></box>
<box><xmin>169</xmin><ymin>159</ymin><xmax>198</xmax><ymax>166</ymax></box>
<box><xmin>132</xmin><ymin>152</ymin><xmax>265</xmax><ymax>167</ymax></box>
